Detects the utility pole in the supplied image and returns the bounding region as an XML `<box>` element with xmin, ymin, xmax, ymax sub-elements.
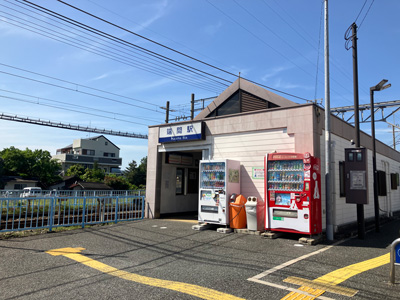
<box><xmin>165</xmin><ymin>101</ymin><xmax>170</xmax><ymax>124</ymax></box>
<box><xmin>324</xmin><ymin>0</ymin><xmax>334</xmax><ymax>241</ymax></box>
<box><xmin>191</xmin><ymin>93</ymin><xmax>195</xmax><ymax>120</ymax></box>
<box><xmin>351</xmin><ymin>22</ymin><xmax>365</xmax><ymax>239</ymax></box>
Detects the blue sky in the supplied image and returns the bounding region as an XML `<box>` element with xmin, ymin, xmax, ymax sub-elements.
<box><xmin>0</xmin><ymin>0</ymin><xmax>399</xmax><ymax>169</ymax></box>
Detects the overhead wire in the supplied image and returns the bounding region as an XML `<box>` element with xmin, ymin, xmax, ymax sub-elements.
<box><xmin>358</xmin><ymin>0</ymin><xmax>375</xmax><ymax>30</ymax></box>
<box><xmin>1</xmin><ymin>1</ymin><xmax>228</xmax><ymax>93</ymax></box>
<box><xmin>0</xmin><ymin>88</ymin><xmax>161</xmax><ymax>123</ymax></box>
<box><xmin>210</xmin><ymin>0</ymin><xmax>354</xmax><ymax>105</ymax></box>
<box><xmin>0</xmin><ymin>69</ymin><xmax>175</xmax><ymax>115</ymax></box>
<box><xmin>83</xmin><ymin>0</ymin><xmax>236</xmax><ymax>73</ymax></box>
<box><xmin>47</xmin><ymin>0</ymin><xmax>311</xmax><ymax>102</ymax></box>
<box><xmin>0</xmin><ymin>94</ymin><xmax>150</xmax><ymax>126</ymax></box>
<box><xmin>266</xmin><ymin>0</ymin><xmax>370</xmax><ymax>103</ymax></box>
<box><xmin>18</xmin><ymin>0</ymin><xmax>234</xmax><ymax>88</ymax></box>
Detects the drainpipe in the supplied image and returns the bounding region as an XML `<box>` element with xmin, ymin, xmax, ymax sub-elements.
<box><xmin>382</xmin><ymin>160</ymin><xmax>392</xmax><ymax>217</ymax></box>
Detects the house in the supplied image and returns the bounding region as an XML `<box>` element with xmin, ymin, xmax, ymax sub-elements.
<box><xmin>48</xmin><ymin>175</ymin><xmax>81</xmax><ymax>190</ymax></box>
<box><xmin>52</xmin><ymin>135</ymin><xmax>122</xmax><ymax>175</ymax></box>
<box><xmin>69</xmin><ymin>181</ymin><xmax>113</xmax><ymax>191</ymax></box>
<box><xmin>146</xmin><ymin>78</ymin><xmax>400</xmax><ymax>234</ymax></box>
<box><xmin>2</xmin><ymin>176</ymin><xmax>40</xmax><ymax>190</ymax></box>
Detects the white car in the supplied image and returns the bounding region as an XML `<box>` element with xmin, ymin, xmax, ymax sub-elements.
<box><xmin>20</xmin><ymin>187</ymin><xmax>42</xmax><ymax>198</ymax></box>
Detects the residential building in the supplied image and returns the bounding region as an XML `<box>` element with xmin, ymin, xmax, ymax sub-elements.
<box><xmin>52</xmin><ymin>135</ymin><xmax>122</xmax><ymax>175</ymax></box>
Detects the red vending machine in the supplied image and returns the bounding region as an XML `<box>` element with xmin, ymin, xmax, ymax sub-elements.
<box><xmin>265</xmin><ymin>152</ymin><xmax>321</xmax><ymax>235</ymax></box>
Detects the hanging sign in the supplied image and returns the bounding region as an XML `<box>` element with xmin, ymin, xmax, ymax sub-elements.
<box><xmin>159</xmin><ymin>122</ymin><xmax>204</xmax><ymax>143</ymax></box>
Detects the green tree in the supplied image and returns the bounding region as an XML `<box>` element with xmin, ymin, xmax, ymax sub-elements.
<box><xmin>124</xmin><ymin>157</ymin><xmax>147</xmax><ymax>187</ymax></box>
<box><xmin>66</xmin><ymin>164</ymin><xmax>86</xmax><ymax>179</ymax></box>
<box><xmin>124</xmin><ymin>160</ymin><xmax>138</xmax><ymax>184</ymax></box>
<box><xmin>82</xmin><ymin>162</ymin><xmax>105</xmax><ymax>183</ymax></box>
<box><xmin>104</xmin><ymin>174</ymin><xmax>132</xmax><ymax>190</ymax></box>
<box><xmin>0</xmin><ymin>157</ymin><xmax>4</xmax><ymax>189</ymax></box>
<box><xmin>0</xmin><ymin>147</ymin><xmax>61</xmax><ymax>186</ymax></box>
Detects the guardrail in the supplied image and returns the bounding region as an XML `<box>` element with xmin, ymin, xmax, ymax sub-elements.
<box><xmin>0</xmin><ymin>189</ymin><xmax>144</xmax><ymax>198</ymax></box>
<box><xmin>0</xmin><ymin>195</ymin><xmax>145</xmax><ymax>232</ymax></box>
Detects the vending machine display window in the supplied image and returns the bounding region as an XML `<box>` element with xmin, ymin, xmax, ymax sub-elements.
<box><xmin>272</xmin><ymin>192</ymin><xmax>290</xmax><ymax>206</ymax></box>
<box><xmin>198</xmin><ymin>159</ymin><xmax>240</xmax><ymax>225</ymax></box>
<box><xmin>265</xmin><ymin>152</ymin><xmax>322</xmax><ymax>235</ymax></box>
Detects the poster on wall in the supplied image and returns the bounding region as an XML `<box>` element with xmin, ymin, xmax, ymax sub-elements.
<box><xmin>252</xmin><ymin>167</ymin><xmax>264</xmax><ymax>179</ymax></box>
<box><xmin>229</xmin><ymin>169</ymin><xmax>239</xmax><ymax>183</ymax></box>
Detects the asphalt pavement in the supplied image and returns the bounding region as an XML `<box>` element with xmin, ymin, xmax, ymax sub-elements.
<box><xmin>1</xmin><ymin>217</ymin><xmax>400</xmax><ymax>300</ymax></box>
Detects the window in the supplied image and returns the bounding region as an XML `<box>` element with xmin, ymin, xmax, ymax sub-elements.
<box><xmin>391</xmin><ymin>173</ymin><xmax>399</xmax><ymax>190</ymax></box>
<box><xmin>104</xmin><ymin>152</ymin><xmax>116</xmax><ymax>157</ymax></box>
<box><xmin>176</xmin><ymin>168</ymin><xmax>184</xmax><ymax>195</ymax></box>
<box><xmin>82</xmin><ymin>149</ymin><xmax>95</xmax><ymax>155</ymax></box>
<box><xmin>14</xmin><ymin>184</ymin><xmax>27</xmax><ymax>189</ymax></box>
<box><xmin>377</xmin><ymin>170</ymin><xmax>387</xmax><ymax>196</ymax></box>
<box><xmin>339</xmin><ymin>161</ymin><xmax>346</xmax><ymax>197</ymax></box>
<box><xmin>105</xmin><ymin>141</ymin><xmax>108</xmax><ymax>145</ymax></box>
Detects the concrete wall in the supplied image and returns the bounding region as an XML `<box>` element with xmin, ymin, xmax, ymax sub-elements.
<box><xmin>319</xmin><ymin>130</ymin><xmax>400</xmax><ymax>231</ymax></box>
<box><xmin>146</xmin><ymin>104</ymin><xmax>317</xmax><ymax>218</ymax></box>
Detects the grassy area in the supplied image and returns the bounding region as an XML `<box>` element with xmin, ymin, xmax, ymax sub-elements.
<box><xmin>0</xmin><ymin>223</ymin><xmax>110</xmax><ymax>240</ymax></box>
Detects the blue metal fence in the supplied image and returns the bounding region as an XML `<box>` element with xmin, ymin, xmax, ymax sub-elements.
<box><xmin>0</xmin><ymin>195</ymin><xmax>145</xmax><ymax>232</ymax></box>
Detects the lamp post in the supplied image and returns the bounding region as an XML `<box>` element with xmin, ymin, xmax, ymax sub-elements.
<box><xmin>370</xmin><ymin>79</ymin><xmax>391</xmax><ymax>233</ymax></box>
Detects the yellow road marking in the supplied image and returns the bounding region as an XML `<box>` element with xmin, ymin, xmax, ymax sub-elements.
<box><xmin>283</xmin><ymin>277</ymin><xmax>358</xmax><ymax>297</ymax></box>
<box><xmin>281</xmin><ymin>253</ymin><xmax>390</xmax><ymax>299</ymax></box>
<box><xmin>46</xmin><ymin>247</ymin><xmax>244</xmax><ymax>300</ymax></box>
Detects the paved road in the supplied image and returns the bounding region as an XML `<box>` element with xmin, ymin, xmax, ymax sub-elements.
<box><xmin>1</xmin><ymin>218</ymin><xmax>400</xmax><ymax>300</ymax></box>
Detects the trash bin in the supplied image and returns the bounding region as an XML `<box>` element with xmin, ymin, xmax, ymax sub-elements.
<box><xmin>229</xmin><ymin>194</ymin><xmax>247</xmax><ymax>229</ymax></box>
<box><xmin>245</xmin><ymin>196</ymin><xmax>265</xmax><ymax>231</ymax></box>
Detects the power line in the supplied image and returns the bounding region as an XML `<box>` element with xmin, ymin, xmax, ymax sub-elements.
<box><xmin>84</xmin><ymin>0</ymin><xmax>236</xmax><ymax>74</ymax></box>
<box><xmin>0</xmin><ymin>94</ymin><xmax>150</xmax><ymax>126</ymax></box>
<box><xmin>36</xmin><ymin>0</ymin><xmax>312</xmax><ymax>102</ymax></box>
<box><xmin>19</xmin><ymin>0</ymin><xmax>234</xmax><ymax>88</ymax></box>
<box><xmin>0</xmin><ymin>88</ymin><xmax>160</xmax><ymax>123</ymax></box>
<box><xmin>358</xmin><ymin>0</ymin><xmax>375</xmax><ymax>30</ymax></box>
<box><xmin>354</xmin><ymin>0</ymin><xmax>368</xmax><ymax>24</ymax></box>
<box><xmin>6</xmin><ymin>0</ymin><xmax>314</xmax><ymax>104</ymax></box>
<box><xmin>1</xmin><ymin>2</ymin><xmax>228</xmax><ymax>93</ymax></box>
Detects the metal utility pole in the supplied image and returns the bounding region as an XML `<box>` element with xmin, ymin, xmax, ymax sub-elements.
<box><xmin>191</xmin><ymin>93</ymin><xmax>195</xmax><ymax>120</ymax></box>
<box><xmin>324</xmin><ymin>0</ymin><xmax>334</xmax><ymax>241</ymax></box>
<box><xmin>165</xmin><ymin>101</ymin><xmax>170</xmax><ymax>124</ymax></box>
<box><xmin>351</xmin><ymin>22</ymin><xmax>365</xmax><ymax>239</ymax></box>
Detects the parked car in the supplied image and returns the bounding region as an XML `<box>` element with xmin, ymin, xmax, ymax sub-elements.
<box><xmin>20</xmin><ymin>187</ymin><xmax>42</xmax><ymax>198</ymax></box>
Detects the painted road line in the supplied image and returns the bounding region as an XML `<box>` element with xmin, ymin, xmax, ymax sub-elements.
<box><xmin>283</xmin><ymin>277</ymin><xmax>358</xmax><ymax>297</ymax></box>
<box><xmin>249</xmin><ymin>243</ymin><xmax>340</xmax><ymax>280</ymax></box>
<box><xmin>281</xmin><ymin>253</ymin><xmax>390</xmax><ymax>299</ymax></box>
<box><xmin>46</xmin><ymin>247</ymin><xmax>244</xmax><ymax>300</ymax></box>
<box><xmin>247</xmin><ymin>278</ymin><xmax>335</xmax><ymax>300</ymax></box>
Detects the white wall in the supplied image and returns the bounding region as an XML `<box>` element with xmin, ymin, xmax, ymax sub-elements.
<box><xmin>320</xmin><ymin>131</ymin><xmax>400</xmax><ymax>230</ymax></box>
<box><xmin>211</xmin><ymin>129</ymin><xmax>295</xmax><ymax>201</ymax></box>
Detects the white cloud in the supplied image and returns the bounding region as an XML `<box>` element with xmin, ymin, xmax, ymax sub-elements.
<box><xmin>269</xmin><ymin>78</ymin><xmax>313</xmax><ymax>91</ymax></box>
<box><xmin>262</xmin><ymin>65</ymin><xmax>294</xmax><ymax>81</ymax></box>
<box><xmin>202</xmin><ymin>21</ymin><xmax>223</xmax><ymax>36</ymax></box>
<box><xmin>88</xmin><ymin>68</ymin><xmax>132</xmax><ymax>82</ymax></box>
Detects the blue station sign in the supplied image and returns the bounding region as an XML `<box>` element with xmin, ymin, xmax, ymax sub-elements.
<box><xmin>159</xmin><ymin>122</ymin><xmax>204</xmax><ymax>143</ymax></box>
<box><xmin>396</xmin><ymin>243</ymin><xmax>400</xmax><ymax>265</ymax></box>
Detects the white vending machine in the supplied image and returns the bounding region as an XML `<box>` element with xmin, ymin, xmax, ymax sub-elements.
<box><xmin>198</xmin><ymin>159</ymin><xmax>240</xmax><ymax>225</ymax></box>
